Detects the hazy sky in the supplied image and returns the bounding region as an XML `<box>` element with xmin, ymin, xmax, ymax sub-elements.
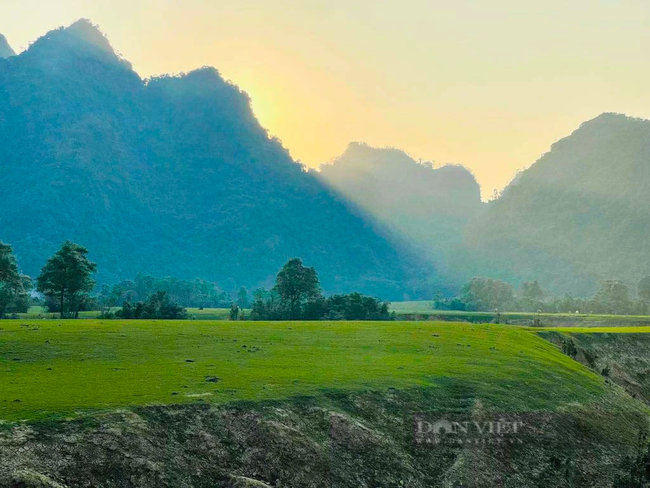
<box><xmin>2</xmin><ymin>0</ymin><xmax>650</xmax><ymax>198</ymax></box>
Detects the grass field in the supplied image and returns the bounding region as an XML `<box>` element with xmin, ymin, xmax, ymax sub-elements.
<box><xmin>389</xmin><ymin>302</ymin><xmax>650</xmax><ymax>327</ymax></box>
<box><xmin>18</xmin><ymin>304</ymin><xmax>650</xmax><ymax>327</ymax></box>
<box><xmin>0</xmin><ymin>319</ymin><xmax>613</xmax><ymax>421</ymax></box>
<box><xmin>17</xmin><ymin>307</ymin><xmax>243</xmax><ymax>320</ymax></box>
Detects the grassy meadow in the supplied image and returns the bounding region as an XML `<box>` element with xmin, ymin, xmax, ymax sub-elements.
<box><xmin>0</xmin><ymin>319</ymin><xmax>617</xmax><ymax>422</ymax></box>
<box><xmin>18</xmin><ymin>306</ymin><xmax>240</xmax><ymax>320</ymax></box>
<box><xmin>389</xmin><ymin>301</ymin><xmax>650</xmax><ymax>327</ymax></box>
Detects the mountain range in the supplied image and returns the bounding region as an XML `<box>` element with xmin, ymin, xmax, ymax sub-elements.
<box><xmin>1</xmin><ymin>21</ymin><xmax>648</xmax><ymax>299</ymax></box>
<box><xmin>322</xmin><ymin>114</ymin><xmax>650</xmax><ymax>296</ymax></box>
<box><xmin>0</xmin><ymin>20</ymin><xmax>431</xmax><ymax>298</ymax></box>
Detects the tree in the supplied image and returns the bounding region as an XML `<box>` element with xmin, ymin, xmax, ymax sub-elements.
<box><xmin>520</xmin><ymin>280</ymin><xmax>544</xmax><ymax>302</ymax></box>
<box><xmin>593</xmin><ymin>280</ymin><xmax>631</xmax><ymax>315</ymax></box>
<box><xmin>37</xmin><ymin>241</ymin><xmax>97</xmax><ymax>318</ymax></box>
<box><xmin>273</xmin><ymin>258</ymin><xmax>322</xmax><ymax>319</ymax></box>
<box><xmin>237</xmin><ymin>287</ymin><xmax>249</xmax><ymax>308</ymax></box>
<box><xmin>0</xmin><ymin>242</ymin><xmax>29</xmax><ymax>317</ymax></box>
<box><xmin>638</xmin><ymin>276</ymin><xmax>650</xmax><ymax>303</ymax></box>
<box><xmin>114</xmin><ymin>291</ymin><xmax>186</xmax><ymax>319</ymax></box>
<box><xmin>460</xmin><ymin>277</ymin><xmax>514</xmax><ymax>311</ymax></box>
<box><xmin>230</xmin><ymin>303</ymin><xmax>240</xmax><ymax>321</ymax></box>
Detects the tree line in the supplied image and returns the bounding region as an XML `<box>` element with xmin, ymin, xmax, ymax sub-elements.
<box><xmin>0</xmin><ymin>241</ymin><xmax>391</xmax><ymax>321</ymax></box>
<box><xmin>4</xmin><ymin>238</ymin><xmax>649</xmax><ymax>319</ymax></box>
<box><xmin>99</xmin><ymin>275</ymin><xmax>235</xmax><ymax>310</ymax></box>
<box><xmin>0</xmin><ymin>241</ymin><xmax>98</xmax><ymax>318</ymax></box>
<box><xmin>246</xmin><ymin>258</ymin><xmax>392</xmax><ymax>321</ymax></box>
<box><xmin>435</xmin><ymin>276</ymin><xmax>650</xmax><ymax>315</ymax></box>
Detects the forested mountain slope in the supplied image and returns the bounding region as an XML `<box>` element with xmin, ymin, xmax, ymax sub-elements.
<box><xmin>0</xmin><ymin>20</ymin><xmax>429</xmax><ymax>298</ymax></box>
<box><xmin>464</xmin><ymin>113</ymin><xmax>650</xmax><ymax>295</ymax></box>
<box><xmin>0</xmin><ymin>34</ymin><xmax>14</xmax><ymax>58</ymax></box>
<box><xmin>319</xmin><ymin>143</ymin><xmax>482</xmax><ymax>285</ymax></box>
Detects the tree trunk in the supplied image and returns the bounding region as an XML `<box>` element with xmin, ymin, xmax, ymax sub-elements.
<box><xmin>60</xmin><ymin>288</ymin><xmax>65</xmax><ymax>319</ymax></box>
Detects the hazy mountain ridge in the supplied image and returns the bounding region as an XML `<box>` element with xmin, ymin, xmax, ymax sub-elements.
<box><xmin>319</xmin><ymin>142</ymin><xmax>482</xmax><ymax>286</ymax></box>
<box><xmin>321</xmin><ymin>115</ymin><xmax>650</xmax><ymax>297</ymax></box>
<box><xmin>0</xmin><ymin>34</ymin><xmax>14</xmax><ymax>59</ymax></box>
<box><xmin>0</xmin><ymin>20</ymin><xmax>431</xmax><ymax>298</ymax></box>
<box><xmin>465</xmin><ymin>113</ymin><xmax>650</xmax><ymax>295</ymax></box>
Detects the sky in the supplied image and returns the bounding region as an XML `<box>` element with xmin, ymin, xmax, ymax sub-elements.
<box><xmin>2</xmin><ymin>0</ymin><xmax>650</xmax><ymax>199</ymax></box>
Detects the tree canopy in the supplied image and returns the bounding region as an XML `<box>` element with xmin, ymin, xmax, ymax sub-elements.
<box><xmin>251</xmin><ymin>258</ymin><xmax>392</xmax><ymax>321</ymax></box>
<box><xmin>36</xmin><ymin>241</ymin><xmax>97</xmax><ymax>318</ymax></box>
<box><xmin>273</xmin><ymin>258</ymin><xmax>322</xmax><ymax>319</ymax></box>
<box><xmin>638</xmin><ymin>276</ymin><xmax>650</xmax><ymax>303</ymax></box>
<box><xmin>0</xmin><ymin>241</ymin><xmax>28</xmax><ymax>317</ymax></box>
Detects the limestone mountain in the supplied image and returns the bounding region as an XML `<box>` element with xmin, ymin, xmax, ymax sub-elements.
<box><xmin>464</xmin><ymin>113</ymin><xmax>650</xmax><ymax>295</ymax></box>
<box><xmin>0</xmin><ymin>34</ymin><xmax>15</xmax><ymax>58</ymax></box>
<box><xmin>0</xmin><ymin>20</ymin><xmax>429</xmax><ymax>298</ymax></box>
<box><xmin>319</xmin><ymin>143</ymin><xmax>482</xmax><ymax>286</ymax></box>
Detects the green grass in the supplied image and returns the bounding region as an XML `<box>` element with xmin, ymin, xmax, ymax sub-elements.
<box><xmin>17</xmin><ymin>307</ymin><xmax>241</xmax><ymax>320</ymax></box>
<box><xmin>185</xmin><ymin>308</ymin><xmax>251</xmax><ymax>320</ymax></box>
<box><xmin>389</xmin><ymin>302</ymin><xmax>650</xmax><ymax>327</ymax></box>
<box><xmin>0</xmin><ymin>320</ymin><xmax>607</xmax><ymax>421</ymax></box>
<box><xmin>535</xmin><ymin>326</ymin><xmax>650</xmax><ymax>334</ymax></box>
<box><xmin>389</xmin><ymin>300</ymin><xmax>436</xmax><ymax>314</ymax></box>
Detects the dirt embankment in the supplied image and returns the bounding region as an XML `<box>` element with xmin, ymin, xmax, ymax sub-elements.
<box><xmin>1</xmin><ymin>388</ymin><xmax>648</xmax><ymax>488</ymax></box>
<box><xmin>541</xmin><ymin>331</ymin><xmax>650</xmax><ymax>405</ymax></box>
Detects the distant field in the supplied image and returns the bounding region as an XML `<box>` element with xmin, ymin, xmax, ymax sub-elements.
<box><xmin>17</xmin><ymin>307</ymin><xmax>239</xmax><ymax>320</ymax></box>
<box><xmin>389</xmin><ymin>302</ymin><xmax>650</xmax><ymax>327</ymax></box>
<box><xmin>0</xmin><ymin>320</ymin><xmax>608</xmax><ymax>421</ymax></box>
<box><xmin>17</xmin><ymin>303</ymin><xmax>650</xmax><ymax>327</ymax></box>
<box><xmin>389</xmin><ymin>300</ymin><xmax>436</xmax><ymax>314</ymax></box>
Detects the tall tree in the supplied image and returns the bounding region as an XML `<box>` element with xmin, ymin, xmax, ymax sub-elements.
<box><xmin>0</xmin><ymin>242</ymin><xmax>28</xmax><ymax>317</ymax></box>
<box><xmin>520</xmin><ymin>280</ymin><xmax>545</xmax><ymax>302</ymax></box>
<box><xmin>237</xmin><ymin>287</ymin><xmax>249</xmax><ymax>308</ymax></box>
<box><xmin>638</xmin><ymin>276</ymin><xmax>650</xmax><ymax>303</ymax></box>
<box><xmin>273</xmin><ymin>258</ymin><xmax>322</xmax><ymax>319</ymax></box>
<box><xmin>594</xmin><ymin>280</ymin><xmax>631</xmax><ymax>315</ymax></box>
<box><xmin>460</xmin><ymin>276</ymin><xmax>514</xmax><ymax>311</ymax></box>
<box><xmin>37</xmin><ymin>241</ymin><xmax>97</xmax><ymax>318</ymax></box>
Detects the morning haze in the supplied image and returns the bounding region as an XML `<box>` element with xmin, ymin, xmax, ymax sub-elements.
<box><xmin>2</xmin><ymin>0</ymin><xmax>650</xmax><ymax>197</ymax></box>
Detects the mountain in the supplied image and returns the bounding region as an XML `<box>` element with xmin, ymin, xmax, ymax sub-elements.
<box><xmin>0</xmin><ymin>20</ymin><xmax>430</xmax><ymax>298</ymax></box>
<box><xmin>0</xmin><ymin>34</ymin><xmax>15</xmax><ymax>58</ymax></box>
<box><xmin>319</xmin><ymin>143</ymin><xmax>482</xmax><ymax>286</ymax></box>
<box><xmin>464</xmin><ymin>113</ymin><xmax>650</xmax><ymax>295</ymax></box>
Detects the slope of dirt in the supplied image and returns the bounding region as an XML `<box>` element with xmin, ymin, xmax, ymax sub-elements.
<box><xmin>1</xmin><ymin>388</ymin><xmax>647</xmax><ymax>488</ymax></box>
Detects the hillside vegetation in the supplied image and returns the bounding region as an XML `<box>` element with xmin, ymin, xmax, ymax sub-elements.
<box><xmin>319</xmin><ymin>143</ymin><xmax>482</xmax><ymax>290</ymax></box>
<box><xmin>0</xmin><ymin>21</ymin><xmax>426</xmax><ymax>299</ymax></box>
<box><xmin>319</xmin><ymin>114</ymin><xmax>650</xmax><ymax>298</ymax></box>
<box><xmin>464</xmin><ymin>113</ymin><xmax>650</xmax><ymax>295</ymax></box>
<box><xmin>0</xmin><ymin>34</ymin><xmax>14</xmax><ymax>58</ymax></box>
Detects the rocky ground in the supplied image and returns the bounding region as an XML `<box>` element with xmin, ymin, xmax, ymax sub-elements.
<box><xmin>1</xmin><ymin>385</ymin><xmax>648</xmax><ymax>488</ymax></box>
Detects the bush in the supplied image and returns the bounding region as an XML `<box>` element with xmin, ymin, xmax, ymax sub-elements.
<box><xmin>114</xmin><ymin>291</ymin><xmax>186</xmax><ymax>319</ymax></box>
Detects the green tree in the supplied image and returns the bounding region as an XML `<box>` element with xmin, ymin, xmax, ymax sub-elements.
<box><xmin>230</xmin><ymin>303</ymin><xmax>240</xmax><ymax>321</ymax></box>
<box><xmin>520</xmin><ymin>280</ymin><xmax>544</xmax><ymax>302</ymax></box>
<box><xmin>0</xmin><ymin>242</ymin><xmax>29</xmax><ymax>317</ymax></box>
<box><xmin>460</xmin><ymin>277</ymin><xmax>514</xmax><ymax>311</ymax></box>
<box><xmin>594</xmin><ymin>280</ymin><xmax>631</xmax><ymax>315</ymax></box>
<box><xmin>273</xmin><ymin>258</ymin><xmax>322</xmax><ymax>319</ymax></box>
<box><xmin>237</xmin><ymin>287</ymin><xmax>249</xmax><ymax>308</ymax></box>
<box><xmin>638</xmin><ymin>276</ymin><xmax>650</xmax><ymax>303</ymax></box>
<box><xmin>37</xmin><ymin>241</ymin><xmax>97</xmax><ymax>318</ymax></box>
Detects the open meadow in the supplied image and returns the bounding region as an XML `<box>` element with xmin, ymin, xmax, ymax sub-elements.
<box><xmin>2</xmin><ymin>319</ymin><xmax>650</xmax><ymax>486</ymax></box>
<box><xmin>1</xmin><ymin>319</ymin><xmax>645</xmax><ymax>421</ymax></box>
